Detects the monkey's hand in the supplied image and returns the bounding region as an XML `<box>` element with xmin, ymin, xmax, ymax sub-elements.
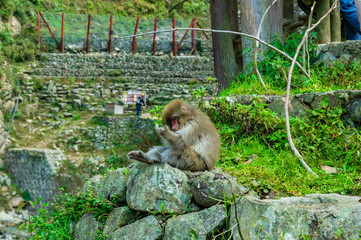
<box><xmin>155</xmin><ymin>125</ymin><xmax>171</xmax><ymax>137</ymax></box>
<box><xmin>127</xmin><ymin>150</ymin><xmax>152</xmax><ymax>164</ymax></box>
<box><xmin>156</xmin><ymin>125</ymin><xmax>183</xmax><ymax>146</ymax></box>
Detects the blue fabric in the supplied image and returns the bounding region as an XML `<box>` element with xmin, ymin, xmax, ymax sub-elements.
<box><xmin>340</xmin><ymin>0</ymin><xmax>361</xmax><ymax>40</ymax></box>
<box><xmin>136</xmin><ymin>104</ymin><xmax>141</xmax><ymax>116</ymax></box>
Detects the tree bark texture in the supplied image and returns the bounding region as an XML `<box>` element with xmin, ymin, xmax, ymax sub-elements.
<box><xmin>240</xmin><ymin>0</ymin><xmax>283</xmax><ymax>70</ymax></box>
<box><xmin>283</xmin><ymin>0</ymin><xmax>294</xmax><ymax>20</ymax></box>
<box><xmin>330</xmin><ymin>0</ymin><xmax>341</xmax><ymax>42</ymax></box>
<box><xmin>315</xmin><ymin>0</ymin><xmax>331</xmax><ymax>43</ymax></box>
<box><xmin>210</xmin><ymin>0</ymin><xmax>240</xmax><ymax>90</ymax></box>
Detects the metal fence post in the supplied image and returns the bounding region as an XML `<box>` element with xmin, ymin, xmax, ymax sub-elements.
<box><xmin>132</xmin><ymin>17</ymin><xmax>140</xmax><ymax>54</ymax></box>
<box><xmin>173</xmin><ymin>17</ymin><xmax>176</xmax><ymax>56</ymax></box>
<box><xmin>152</xmin><ymin>17</ymin><xmax>158</xmax><ymax>55</ymax></box>
<box><xmin>61</xmin><ymin>13</ymin><xmax>65</xmax><ymax>53</ymax></box>
<box><xmin>108</xmin><ymin>14</ymin><xmax>113</xmax><ymax>54</ymax></box>
<box><xmin>37</xmin><ymin>11</ymin><xmax>41</xmax><ymax>50</ymax></box>
<box><xmin>86</xmin><ymin>14</ymin><xmax>91</xmax><ymax>53</ymax></box>
<box><xmin>192</xmin><ymin>17</ymin><xmax>197</xmax><ymax>55</ymax></box>
<box><xmin>39</xmin><ymin>11</ymin><xmax>61</xmax><ymax>51</ymax></box>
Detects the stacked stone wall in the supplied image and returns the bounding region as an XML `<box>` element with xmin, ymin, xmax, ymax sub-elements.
<box><xmin>27</xmin><ymin>53</ymin><xmax>215</xmax><ymax>107</ymax></box>
<box><xmin>5</xmin><ymin>149</ymin><xmax>65</xmax><ymax>208</ymax></box>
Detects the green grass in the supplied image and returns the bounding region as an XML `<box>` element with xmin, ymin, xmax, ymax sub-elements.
<box><xmin>218</xmin><ymin>137</ymin><xmax>359</xmax><ymax>197</ymax></box>
<box><xmin>201</xmin><ymin>97</ymin><xmax>361</xmax><ymax>198</ymax></box>
<box><xmin>221</xmin><ymin>60</ymin><xmax>361</xmax><ymax>97</ymax></box>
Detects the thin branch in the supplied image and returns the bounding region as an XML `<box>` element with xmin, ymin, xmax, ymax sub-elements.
<box><xmin>169</xmin><ymin>0</ymin><xmax>189</xmax><ymax>12</ymax></box>
<box><xmin>285</xmin><ymin>0</ymin><xmax>337</xmax><ymax>177</ymax></box>
<box><xmin>306</xmin><ymin>1</ymin><xmax>316</xmax><ymax>74</ymax></box>
<box><xmin>254</xmin><ymin>0</ymin><xmax>278</xmax><ymax>89</ymax></box>
<box><xmin>119</xmin><ymin>28</ymin><xmax>312</xmax><ymax>80</ymax></box>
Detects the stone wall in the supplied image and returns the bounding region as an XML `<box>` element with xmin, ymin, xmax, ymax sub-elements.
<box><xmin>5</xmin><ymin>149</ymin><xmax>65</xmax><ymax>207</ymax></box>
<box><xmin>75</xmin><ymin>163</ymin><xmax>361</xmax><ymax>240</ymax></box>
<box><xmin>27</xmin><ymin>53</ymin><xmax>215</xmax><ymax>106</ymax></box>
<box><xmin>78</xmin><ymin>116</ymin><xmax>156</xmax><ymax>150</ymax></box>
<box><xmin>223</xmin><ymin>90</ymin><xmax>361</xmax><ymax>127</ymax></box>
<box><xmin>316</xmin><ymin>40</ymin><xmax>361</xmax><ymax>64</ymax></box>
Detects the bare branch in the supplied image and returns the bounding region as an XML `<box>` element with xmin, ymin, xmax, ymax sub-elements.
<box><xmin>254</xmin><ymin>0</ymin><xmax>278</xmax><ymax>89</ymax></box>
<box><xmin>306</xmin><ymin>1</ymin><xmax>316</xmax><ymax>74</ymax></box>
<box><xmin>120</xmin><ymin>28</ymin><xmax>312</xmax><ymax>80</ymax></box>
<box><xmin>284</xmin><ymin>0</ymin><xmax>337</xmax><ymax>177</ymax></box>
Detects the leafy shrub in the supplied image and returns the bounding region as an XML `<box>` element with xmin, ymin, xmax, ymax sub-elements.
<box><xmin>26</xmin><ymin>190</ymin><xmax>117</xmax><ymax>239</ymax></box>
<box><xmin>3</xmin><ymin>37</ymin><xmax>37</xmax><ymax>62</ymax></box>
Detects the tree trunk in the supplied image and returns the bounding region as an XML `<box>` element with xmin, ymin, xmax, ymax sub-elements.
<box><xmin>283</xmin><ymin>0</ymin><xmax>294</xmax><ymax>20</ymax></box>
<box><xmin>315</xmin><ymin>0</ymin><xmax>331</xmax><ymax>43</ymax></box>
<box><xmin>330</xmin><ymin>0</ymin><xmax>341</xmax><ymax>42</ymax></box>
<box><xmin>240</xmin><ymin>0</ymin><xmax>283</xmax><ymax>70</ymax></box>
<box><xmin>210</xmin><ymin>0</ymin><xmax>240</xmax><ymax>90</ymax></box>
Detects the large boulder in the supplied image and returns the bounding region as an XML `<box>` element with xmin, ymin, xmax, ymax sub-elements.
<box><xmin>230</xmin><ymin>194</ymin><xmax>361</xmax><ymax>240</ymax></box>
<box><xmin>126</xmin><ymin>163</ymin><xmax>192</xmax><ymax>214</ymax></box>
<box><xmin>164</xmin><ymin>204</ymin><xmax>227</xmax><ymax>240</ymax></box>
<box><xmin>8</xmin><ymin>16</ymin><xmax>21</xmax><ymax>37</ymax></box>
<box><xmin>74</xmin><ymin>214</ymin><xmax>99</xmax><ymax>240</ymax></box>
<box><xmin>94</xmin><ymin>168</ymin><xmax>127</xmax><ymax>201</ymax></box>
<box><xmin>349</xmin><ymin>99</ymin><xmax>361</xmax><ymax>123</ymax></box>
<box><xmin>103</xmin><ymin>206</ymin><xmax>136</xmax><ymax>237</ymax></box>
<box><xmin>108</xmin><ymin>215</ymin><xmax>162</xmax><ymax>240</ymax></box>
<box><xmin>190</xmin><ymin>172</ymin><xmax>248</xmax><ymax>207</ymax></box>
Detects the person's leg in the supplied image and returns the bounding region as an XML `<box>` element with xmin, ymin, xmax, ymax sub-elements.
<box><xmin>136</xmin><ymin>104</ymin><xmax>141</xmax><ymax>116</ymax></box>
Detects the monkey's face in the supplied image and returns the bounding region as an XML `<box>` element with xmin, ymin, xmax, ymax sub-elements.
<box><xmin>171</xmin><ymin>117</ymin><xmax>180</xmax><ymax>131</ymax></box>
<box><xmin>162</xmin><ymin>100</ymin><xmax>192</xmax><ymax>131</ymax></box>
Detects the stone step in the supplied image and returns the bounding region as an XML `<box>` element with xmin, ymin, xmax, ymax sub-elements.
<box><xmin>32</xmin><ymin>68</ymin><xmax>214</xmax><ymax>79</ymax></box>
<box><xmin>29</xmin><ymin>75</ymin><xmax>212</xmax><ymax>83</ymax></box>
<box><xmin>36</xmin><ymin>60</ymin><xmax>214</xmax><ymax>72</ymax></box>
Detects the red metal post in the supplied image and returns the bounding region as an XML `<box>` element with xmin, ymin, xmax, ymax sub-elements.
<box><xmin>86</xmin><ymin>14</ymin><xmax>91</xmax><ymax>53</ymax></box>
<box><xmin>152</xmin><ymin>17</ymin><xmax>158</xmax><ymax>55</ymax></box>
<box><xmin>39</xmin><ymin>11</ymin><xmax>61</xmax><ymax>50</ymax></box>
<box><xmin>108</xmin><ymin>14</ymin><xmax>113</xmax><ymax>54</ymax></box>
<box><xmin>192</xmin><ymin>17</ymin><xmax>197</xmax><ymax>55</ymax></box>
<box><xmin>175</xmin><ymin>19</ymin><xmax>193</xmax><ymax>53</ymax></box>
<box><xmin>37</xmin><ymin>11</ymin><xmax>41</xmax><ymax>50</ymax></box>
<box><xmin>197</xmin><ymin>22</ymin><xmax>209</xmax><ymax>39</ymax></box>
<box><xmin>132</xmin><ymin>17</ymin><xmax>140</xmax><ymax>54</ymax></box>
<box><xmin>61</xmin><ymin>13</ymin><xmax>65</xmax><ymax>53</ymax></box>
<box><xmin>173</xmin><ymin>17</ymin><xmax>176</xmax><ymax>56</ymax></box>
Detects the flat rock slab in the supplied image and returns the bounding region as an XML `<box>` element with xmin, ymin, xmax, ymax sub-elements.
<box><xmin>108</xmin><ymin>215</ymin><xmax>162</xmax><ymax>240</ymax></box>
<box><xmin>230</xmin><ymin>194</ymin><xmax>361</xmax><ymax>240</ymax></box>
<box><xmin>164</xmin><ymin>204</ymin><xmax>227</xmax><ymax>240</ymax></box>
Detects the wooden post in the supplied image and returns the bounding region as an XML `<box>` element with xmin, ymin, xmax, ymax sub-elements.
<box><xmin>37</xmin><ymin>11</ymin><xmax>41</xmax><ymax>50</ymax></box>
<box><xmin>239</xmin><ymin>0</ymin><xmax>283</xmax><ymax>70</ymax></box>
<box><xmin>330</xmin><ymin>0</ymin><xmax>341</xmax><ymax>42</ymax></box>
<box><xmin>108</xmin><ymin>14</ymin><xmax>113</xmax><ymax>54</ymax></box>
<box><xmin>191</xmin><ymin>18</ymin><xmax>197</xmax><ymax>55</ymax></box>
<box><xmin>211</xmin><ymin>0</ymin><xmax>240</xmax><ymax>89</ymax></box>
<box><xmin>86</xmin><ymin>14</ymin><xmax>91</xmax><ymax>53</ymax></box>
<box><xmin>283</xmin><ymin>0</ymin><xmax>294</xmax><ymax>20</ymax></box>
<box><xmin>61</xmin><ymin>13</ymin><xmax>65</xmax><ymax>53</ymax></box>
<box><xmin>132</xmin><ymin>17</ymin><xmax>140</xmax><ymax>54</ymax></box>
<box><xmin>153</xmin><ymin>17</ymin><xmax>158</xmax><ymax>55</ymax></box>
<box><xmin>173</xmin><ymin>17</ymin><xmax>176</xmax><ymax>56</ymax></box>
<box><xmin>315</xmin><ymin>0</ymin><xmax>331</xmax><ymax>43</ymax></box>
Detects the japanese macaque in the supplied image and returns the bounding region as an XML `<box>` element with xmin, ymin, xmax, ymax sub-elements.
<box><xmin>128</xmin><ymin>99</ymin><xmax>220</xmax><ymax>171</ymax></box>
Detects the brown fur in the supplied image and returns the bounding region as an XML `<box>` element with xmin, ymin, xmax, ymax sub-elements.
<box><xmin>128</xmin><ymin>99</ymin><xmax>220</xmax><ymax>171</ymax></box>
